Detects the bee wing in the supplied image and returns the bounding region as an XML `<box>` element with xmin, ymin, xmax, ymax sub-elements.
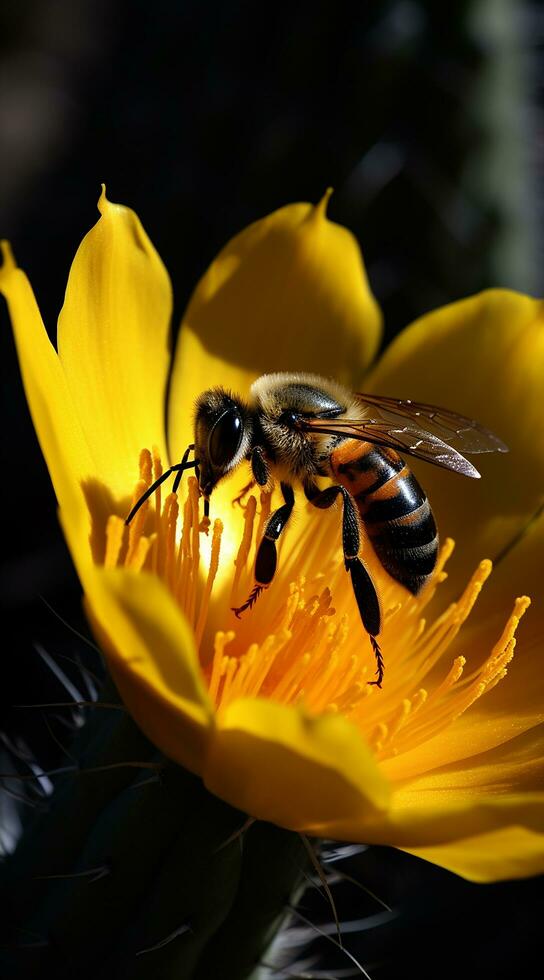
<box><xmin>301</xmin><ymin>415</ymin><xmax>483</xmax><ymax>477</ymax></box>
<box><xmin>354</xmin><ymin>391</ymin><xmax>509</xmax><ymax>454</ymax></box>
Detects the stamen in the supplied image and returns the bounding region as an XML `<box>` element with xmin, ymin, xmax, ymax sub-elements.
<box><xmin>224</xmin><ymin>644</ymin><xmax>255</xmax><ymax>704</ymax></box>
<box><xmin>186</xmin><ymin>478</ymin><xmax>201</xmax><ymax>624</ymax></box>
<box><xmin>194</xmin><ymin>519</ymin><xmax>223</xmax><ymax>647</ymax></box>
<box><xmin>208</xmin><ymin>631</ymin><xmax>235</xmax><ymax>704</ymax></box>
<box><xmin>161</xmin><ymin>500</ymin><xmax>175</xmax><ymax>585</ymax></box>
<box><xmin>178</xmin><ymin>492</ymin><xmax>193</xmax><ymax>608</ymax></box>
<box><xmin>412</xmin><ymin>689</ymin><xmax>428</xmax><ymax>713</ymax></box>
<box><xmin>244</xmin><ymin>634</ymin><xmax>290</xmax><ymax>698</ymax></box>
<box><xmin>388</xmin><ymin>699</ymin><xmax>412</xmax><ymax>740</ymax></box>
<box><xmin>126</xmin><ymin>479</ymin><xmax>149</xmax><ymax>565</ymax></box>
<box><xmin>104</xmin><ymin>515</ymin><xmax>125</xmax><ymax>569</ymax></box>
<box><xmin>106</xmin><ymin>449</ymin><xmax>531</xmax><ymax>775</ymax></box>
<box><xmin>220</xmin><ymin>656</ymin><xmax>238</xmax><ymax>706</ymax></box>
<box><xmin>231</xmin><ymin>495</ymin><xmax>257</xmax><ymax>604</ymax></box>
<box><xmin>429</xmin><ymin>656</ymin><xmax>466</xmax><ymax>701</ymax></box>
<box><xmin>127</xmin><ymin>535</ymin><xmax>151</xmax><ymax>572</ymax></box>
<box><xmin>269</xmin><ymin>648</ymin><xmax>309</xmax><ymax>703</ymax></box>
<box><xmin>151</xmin><ymin>446</ymin><xmax>163</xmax><ymax>570</ymax></box>
<box><xmin>479</xmin><ymin>596</ymin><xmax>531</xmax><ymax>684</ymax></box>
<box><xmin>406</xmin><ymin>560</ymin><xmax>492</xmax><ymax>688</ymax></box>
<box><xmin>139</xmin><ymin>448</ymin><xmax>153</xmax><ymax>485</ymax></box>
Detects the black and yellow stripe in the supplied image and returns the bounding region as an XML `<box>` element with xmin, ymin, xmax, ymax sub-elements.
<box><xmin>332</xmin><ymin>441</ymin><xmax>439</xmax><ymax>594</ymax></box>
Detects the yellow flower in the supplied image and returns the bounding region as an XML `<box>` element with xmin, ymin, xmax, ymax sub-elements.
<box><xmin>2</xmin><ymin>189</ymin><xmax>543</xmax><ymax>884</ymax></box>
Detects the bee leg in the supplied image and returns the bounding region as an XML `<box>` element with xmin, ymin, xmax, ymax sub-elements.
<box><xmin>232</xmin><ymin>447</ymin><xmax>270</xmax><ymax>507</ymax></box>
<box><xmin>305</xmin><ymin>481</ymin><xmax>383</xmax><ymax>688</ymax></box>
<box><xmin>125</xmin><ymin>444</ymin><xmax>197</xmax><ymax>525</ymax></box>
<box><xmin>232</xmin><ymin>479</ymin><xmax>257</xmax><ymax>508</ymax></box>
<box><xmin>250</xmin><ymin>445</ymin><xmax>270</xmax><ymax>486</ymax></box>
<box><xmin>232</xmin><ymin>482</ymin><xmax>294</xmax><ymax>618</ymax></box>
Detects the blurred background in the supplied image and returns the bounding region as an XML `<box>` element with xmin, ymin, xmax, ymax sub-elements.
<box><xmin>1</xmin><ymin>1</ymin><xmax>542</xmax><ymax>976</ymax></box>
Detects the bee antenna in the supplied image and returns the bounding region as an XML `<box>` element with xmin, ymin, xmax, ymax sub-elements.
<box><xmin>125</xmin><ymin>444</ymin><xmax>197</xmax><ymax>525</ymax></box>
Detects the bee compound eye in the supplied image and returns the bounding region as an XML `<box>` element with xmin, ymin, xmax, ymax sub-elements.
<box><xmin>208</xmin><ymin>410</ymin><xmax>243</xmax><ymax>469</ymax></box>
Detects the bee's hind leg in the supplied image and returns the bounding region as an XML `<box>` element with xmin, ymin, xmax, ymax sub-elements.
<box><xmin>304</xmin><ymin>481</ymin><xmax>383</xmax><ymax>687</ymax></box>
<box><xmin>232</xmin><ymin>482</ymin><xmax>294</xmax><ymax>618</ymax></box>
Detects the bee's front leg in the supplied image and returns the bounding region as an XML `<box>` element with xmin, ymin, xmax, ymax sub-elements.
<box><xmin>232</xmin><ymin>445</ymin><xmax>271</xmax><ymax>507</ymax></box>
<box><xmin>231</xmin><ymin>479</ymin><xmax>257</xmax><ymax>508</ymax></box>
<box><xmin>231</xmin><ymin>481</ymin><xmax>294</xmax><ymax>618</ymax></box>
<box><xmin>250</xmin><ymin>445</ymin><xmax>270</xmax><ymax>487</ymax></box>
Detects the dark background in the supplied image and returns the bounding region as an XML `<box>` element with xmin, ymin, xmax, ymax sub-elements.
<box><xmin>1</xmin><ymin>1</ymin><xmax>542</xmax><ymax>976</ymax></box>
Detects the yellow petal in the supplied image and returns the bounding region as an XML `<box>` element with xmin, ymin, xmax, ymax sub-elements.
<box><xmin>387</xmin><ymin>723</ymin><xmax>544</xmax><ymax>797</ymax></box>
<box><xmin>58</xmin><ymin>188</ymin><xmax>172</xmax><ymax>497</ymax></box>
<box><xmin>203</xmin><ymin>697</ymin><xmax>390</xmax><ymax>834</ymax></box>
<box><xmin>0</xmin><ymin>241</ymin><xmax>93</xmax><ymax>513</ymax></box>
<box><xmin>326</xmin><ymin>786</ymin><xmax>544</xmax><ymax>882</ymax></box>
<box><xmin>383</xmin><ymin>791</ymin><xmax>544</xmax><ymax>847</ymax></box>
<box><xmin>487</xmin><ymin>506</ymin><xmax>544</xmax><ymax>612</ymax></box>
<box><xmin>367</xmin><ymin>726</ymin><xmax>544</xmax><ymax>880</ymax></box>
<box><xmin>389</xmin><ymin>790</ymin><xmax>544</xmax><ymax>882</ymax></box>
<box><xmin>59</xmin><ymin>500</ymin><xmax>213</xmax><ymax>774</ymax></box>
<box><xmin>406</xmin><ymin>826</ymin><xmax>544</xmax><ymax>882</ymax></box>
<box><xmin>380</xmin><ymin>691</ymin><xmax>543</xmax><ymax>787</ymax></box>
<box><xmin>365</xmin><ymin>289</ymin><xmax>544</xmax><ymax>601</ymax></box>
<box><xmin>309</xmin><ymin>718</ymin><xmax>544</xmax><ymax>881</ymax></box>
<box><xmin>168</xmin><ymin>193</ymin><xmax>382</xmax><ymax>460</ymax></box>
<box><xmin>85</xmin><ymin>571</ymin><xmax>213</xmax><ymax>774</ymax></box>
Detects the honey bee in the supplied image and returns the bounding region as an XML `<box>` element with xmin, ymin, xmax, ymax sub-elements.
<box><xmin>126</xmin><ymin>373</ymin><xmax>508</xmax><ymax>687</ymax></box>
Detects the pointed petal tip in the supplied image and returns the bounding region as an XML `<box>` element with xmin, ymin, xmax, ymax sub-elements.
<box><xmin>97</xmin><ymin>183</ymin><xmax>123</xmax><ymax>217</ymax></box>
<box><xmin>0</xmin><ymin>239</ymin><xmax>16</xmax><ymax>275</ymax></box>
<box><xmin>312</xmin><ymin>186</ymin><xmax>334</xmax><ymax>221</ymax></box>
<box><xmin>57</xmin><ymin>184</ymin><xmax>171</xmax><ymax>496</ymax></box>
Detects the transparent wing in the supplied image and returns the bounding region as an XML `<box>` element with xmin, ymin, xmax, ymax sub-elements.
<box><xmin>301</xmin><ymin>415</ymin><xmax>483</xmax><ymax>477</ymax></box>
<box><xmin>301</xmin><ymin>393</ymin><xmax>507</xmax><ymax>478</ymax></box>
<box><xmin>354</xmin><ymin>391</ymin><xmax>509</xmax><ymax>454</ymax></box>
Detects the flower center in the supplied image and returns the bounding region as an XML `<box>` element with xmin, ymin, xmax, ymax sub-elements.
<box><xmin>100</xmin><ymin>449</ymin><xmax>530</xmax><ymax>767</ymax></box>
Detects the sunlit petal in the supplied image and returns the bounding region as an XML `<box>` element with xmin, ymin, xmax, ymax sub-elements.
<box><xmin>365</xmin><ymin>289</ymin><xmax>544</xmax><ymax>601</ymax></box>
<box><xmin>58</xmin><ymin>188</ymin><xmax>172</xmax><ymax>497</ymax></box>
<box><xmin>0</xmin><ymin>241</ymin><xmax>93</xmax><ymax>513</ymax></box>
<box><xmin>168</xmin><ymin>193</ymin><xmax>382</xmax><ymax>460</ymax></box>
<box><xmin>385</xmin><ymin>720</ymin><xmax>544</xmax><ymax>788</ymax></box>
<box><xmin>203</xmin><ymin>697</ymin><xmax>390</xmax><ymax>833</ymax></box>
<box><xmin>405</xmin><ymin>825</ymin><xmax>544</xmax><ymax>882</ymax></box>
<box><xmin>59</xmin><ymin>495</ymin><xmax>213</xmax><ymax>774</ymax></box>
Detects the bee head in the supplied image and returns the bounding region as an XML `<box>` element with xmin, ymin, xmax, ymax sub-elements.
<box><xmin>194</xmin><ymin>388</ymin><xmax>251</xmax><ymax>496</ymax></box>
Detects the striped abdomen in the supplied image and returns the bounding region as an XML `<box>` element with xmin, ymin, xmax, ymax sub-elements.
<box><xmin>331</xmin><ymin>440</ymin><xmax>438</xmax><ymax>594</ymax></box>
